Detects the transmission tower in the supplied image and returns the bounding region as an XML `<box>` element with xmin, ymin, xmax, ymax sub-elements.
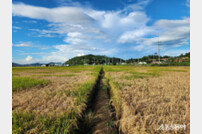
<box><xmin>158</xmin><ymin>40</ymin><xmax>161</xmax><ymax>62</ymax></box>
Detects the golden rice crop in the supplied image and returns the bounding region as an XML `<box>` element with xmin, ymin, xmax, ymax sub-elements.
<box><xmin>105</xmin><ymin>66</ymin><xmax>190</xmax><ymax>134</ymax></box>
<box><xmin>12</xmin><ymin>66</ymin><xmax>101</xmax><ymax>133</ymax></box>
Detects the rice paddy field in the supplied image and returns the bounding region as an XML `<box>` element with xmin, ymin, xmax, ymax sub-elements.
<box><xmin>12</xmin><ymin>65</ymin><xmax>190</xmax><ymax>134</ymax></box>
<box><xmin>104</xmin><ymin>66</ymin><xmax>190</xmax><ymax>134</ymax></box>
<box><xmin>12</xmin><ymin>66</ymin><xmax>101</xmax><ymax>133</ymax></box>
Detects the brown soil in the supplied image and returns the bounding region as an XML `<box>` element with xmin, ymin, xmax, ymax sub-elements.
<box><xmin>77</xmin><ymin>69</ymin><xmax>118</xmax><ymax>134</ymax></box>
<box><xmin>91</xmin><ymin>81</ymin><xmax>117</xmax><ymax>134</ymax></box>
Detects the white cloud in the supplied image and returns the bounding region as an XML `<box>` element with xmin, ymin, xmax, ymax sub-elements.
<box><xmin>13</xmin><ymin>42</ymin><xmax>32</xmax><ymax>47</ymax></box>
<box><xmin>29</xmin><ymin>29</ymin><xmax>57</xmax><ymax>37</ymax></box>
<box><xmin>34</xmin><ymin>44</ymin><xmax>117</xmax><ymax>63</ymax></box>
<box><xmin>13</xmin><ymin>26</ymin><xmax>21</xmax><ymax>29</ymax></box>
<box><xmin>118</xmin><ymin>27</ymin><xmax>153</xmax><ymax>43</ymax></box>
<box><xmin>163</xmin><ymin>49</ymin><xmax>190</xmax><ymax>56</ymax></box>
<box><xmin>153</xmin><ymin>18</ymin><xmax>189</xmax><ymax>28</ymax></box>
<box><xmin>123</xmin><ymin>0</ymin><xmax>151</xmax><ymax>11</ymax></box>
<box><xmin>12</xmin><ymin>2</ymin><xmax>150</xmax><ymax>40</ymax></box>
<box><xmin>101</xmin><ymin>11</ymin><xmax>149</xmax><ymax>31</ymax></box>
<box><xmin>25</xmin><ymin>56</ymin><xmax>32</xmax><ymax>61</ymax></box>
<box><xmin>77</xmin><ymin>53</ymin><xmax>85</xmax><ymax>57</ymax></box>
<box><xmin>23</xmin><ymin>20</ymin><xmax>37</xmax><ymax>23</ymax></box>
<box><xmin>18</xmin><ymin>52</ymin><xmax>47</xmax><ymax>55</ymax></box>
<box><xmin>12</xmin><ymin>1</ymin><xmax>190</xmax><ymax>63</ymax></box>
<box><xmin>133</xmin><ymin>45</ymin><xmax>145</xmax><ymax>51</ymax></box>
<box><xmin>186</xmin><ymin>0</ymin><xmax>190</xmax><ymax>7</ymax></box>
<box><xmin>12</xmin><ymin>42</ymin><xmax>51</xmax><ymax>50</ymax></box>
<box><xmin>68</xmin><ymin>32</ymin><xmax>82</xmax><ymax>38</ymax></box>
<box><xmin>64</xmin><ymin>32</ymin><xmax>86</xmax><ymax>44</ymax></box>
<box><xmin>119</xmin><ymin>17</ymin><xmax>190</xmax><ymax>53</ymax></box>
<box><xmin>13</xmin><ymin>43</ymin><xmax>117</xmax><ymax>64</ymax></box>
<box><xmin>13</xmin><ymin>3</ymin><xmax>94</xmax><ymax>24</ymax></box>
<box><xmin>144</xmin><ymin>18</ymin><xmax>190</xmax><ymax>46</ymax></box>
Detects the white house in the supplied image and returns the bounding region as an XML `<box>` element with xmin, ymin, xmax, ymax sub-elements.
<box><xmin>138</xmin><ymin>62</ymin><xmax>147</xmax><ymax>65</ymax></box>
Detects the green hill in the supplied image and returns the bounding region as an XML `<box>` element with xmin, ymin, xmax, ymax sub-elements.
<box><xmin>125</xmin><ymin>52</ymin><xmax>190</xmax><ymax>64</ymax></box>
<box><xmin>65</xmin><ymin>54</ymin><xmax>124</xmax><ymax>65</ymax></box>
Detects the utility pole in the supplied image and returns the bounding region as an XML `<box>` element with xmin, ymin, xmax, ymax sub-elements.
<box><xmin>105</xmin><ymin>57</ymin><xmax>106</xmax><ymax>65</ymax></box>
<box><xmin>153</xmin><ymin>53</ymin><xmax>154</xmax><ymax>63</ymax></box>
<box><xmin>158</xmin><ymin>40</ymin><xmax>161</xmax><ymax>62</ymax></box>
<box><xmin>124</xmin><ymin>52</ymin><xmax>126</xmax><ymax>64</ymax></box>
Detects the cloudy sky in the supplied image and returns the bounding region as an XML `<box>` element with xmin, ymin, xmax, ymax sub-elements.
<box><xmin>12</xmin><ymin>0</ymin><xmax>190</xmax><ymax>64</ymax></box>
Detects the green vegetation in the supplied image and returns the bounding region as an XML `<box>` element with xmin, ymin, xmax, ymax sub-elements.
<box><xmin>13</xmin><ymin>52</ymin><xmax>190</xmax><ymax>68</ymax></box>
<box><xmin>104</xmin><ymin>65</ymin><xmax>188</xmax><ymax>75</ymax></box>
<box><xmin>83</xmin><ymin>111</ymin><xmax>96</xmax><ymax>130</ymax></box>
<box><xmin>65</xmin><ymin>54</ymin><xmax>123</xmax><ymax>65</ymax></box>
<box><xmin>179</xmin><ymin>52</ymin><xmax>190</xmax><ymax>57</ymax></box>
<box><xmin>126</xmin><ymin>52</ymin><xmax>190</xmax><ymax>65</ymax></box>
<box><xmin>12</xmin><ymin>66</ymin><xmax>101</xmax><ymax>73</ymax></box>
<box><xmin>71</xmin><ymin>79</ymin><xmax>98</xmax><ymax>105</ymax></box>
<box><xmin>12</xmin><ymin>110</ymin><xmax>79</xmax><ymax>134</ymax></box>
<box><xmin>34</xmin><ymin>74</ymin><xmax>76</xmax><ymax>77</ymax></box>
<box><xmin>105</xmin><ymin>121</ymin><xmax>114</xmax><ymax>128</ymax></box>
<box><xmin>12</xmin><ymin>77</ymin><xmax>49</xmax><ymax>92</ymax></box>
<box><xmin>12</xmin><ymin>73</ymin><xmax>20</xmax><ymax>76</ymax></box>
<box><xmin>64</xmin><ymin>52</ymin><xmax>190</xmax><ymax>66</ymax></box>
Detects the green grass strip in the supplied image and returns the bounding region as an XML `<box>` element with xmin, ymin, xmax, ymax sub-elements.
<box><xmin>12</xmin><ymin>77</ymin><xmax>49</xmax><ymax>92</ymax></box>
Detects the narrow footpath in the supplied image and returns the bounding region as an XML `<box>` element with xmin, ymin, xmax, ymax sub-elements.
<box><xmin>91</xmin><ymin>77</ymin><xmax>117</xmax><ymax>134</ymax></box>
<box><xmin>76</xmin><ymin>68</ymin><xmax>118</xmax><ymax>134</ymax></box>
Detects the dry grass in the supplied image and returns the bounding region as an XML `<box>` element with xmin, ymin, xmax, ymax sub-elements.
<box><xmin>12</xmin><ymin>66</ymin><xmax>101</xmax><ymax>133</ymax></box>
<box><xmin>105</xmin><ymin>66</ymin><xmax>190</xmax><ymax>134</ymax></box>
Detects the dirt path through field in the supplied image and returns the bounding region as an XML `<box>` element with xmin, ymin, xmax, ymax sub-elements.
<box><xmin>76</xmin><ymin>67</ymin><xmax>118</xmax><ymax>134</ymax></box>
<box><xmin>91</xmin><ymin>79</ymin><xmax>117</xmax><ymax>134</ymax></box>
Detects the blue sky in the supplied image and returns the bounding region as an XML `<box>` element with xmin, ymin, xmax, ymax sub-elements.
<box><xmin>12</xmin><ymin>0</ymin><xmax>190</xmax><ymax>64</ymax></box>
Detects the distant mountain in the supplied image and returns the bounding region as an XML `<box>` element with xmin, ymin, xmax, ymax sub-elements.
<box><xmin>12</xmin><ymin>62</ymin><xmax>65</xmax><ymax>67</ymax></box>
<box><xmin>12</xmin><ymin>62</ymin><xmax>44</xmax><ymax>67</ymax></box>
<box><xmin>12</xmin><ymin>62</ymin><xmax>22</xmax><ymax>67</ymax></box>
<box><xmin>65</xmin><ymin>54</ymin><xmax>124</xmax><ymax>65</ymax></box>
<box><xmin>26</xmin><ymin>63</ymin><xmax>43</xmax><ymax>66</ymax></box>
